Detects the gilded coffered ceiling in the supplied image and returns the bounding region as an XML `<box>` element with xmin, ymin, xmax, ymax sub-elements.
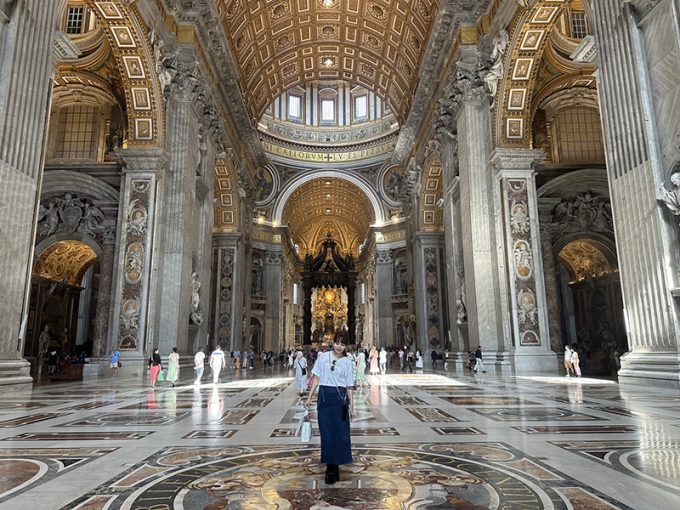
<box><xmin>33</xmin><ymin>241</ymin><xmax>98</xmax><ymax>287</ymax></box>
<box><xmin>282</xmin><ymin>178</ymin><xmax>375</xmax><ymax>256</ymax></box>
<box><xmin>216</xmin><ymin>0</ymin><xmax>439</xmax><ymax>125</ymax></box>
<box><xmin>558</xmin><ymin>239</ymin><xmax>617</xmax><ymax>283</ymax></box>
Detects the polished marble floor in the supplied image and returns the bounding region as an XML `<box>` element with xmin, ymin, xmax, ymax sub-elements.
<box><xmin>1</xmin><ymin>365</ymin><xmax>679</xmax><ymax>509</ymax></box>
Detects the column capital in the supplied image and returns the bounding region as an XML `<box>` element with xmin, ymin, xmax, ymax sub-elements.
<box><xmin>490</xmin><ymin>148</ymin><xmax>544</xmax><ymax>176</ymax></box>
<box><xmin>116</xmin><ymin>148</ymin><xmax>169</xmax><ymax>176</ymax></box>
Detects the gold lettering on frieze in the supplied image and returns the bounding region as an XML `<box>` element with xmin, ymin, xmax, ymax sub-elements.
<box><xmin>262</xmin><ymin>141</ymin><xmax>395</xmax><ymax>162</ymax></box>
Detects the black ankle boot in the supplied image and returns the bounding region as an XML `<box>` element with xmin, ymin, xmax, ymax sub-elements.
<box><xmin>324</xmin><ymin>464</ymin><xmax>339</xmax><ymax>484</ymax></box>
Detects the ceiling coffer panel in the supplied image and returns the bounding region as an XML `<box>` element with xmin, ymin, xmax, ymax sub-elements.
<box><xmin>218</xmin><ymin>0</ymin><xmax>439</xmax><ymax>124</ymax></box>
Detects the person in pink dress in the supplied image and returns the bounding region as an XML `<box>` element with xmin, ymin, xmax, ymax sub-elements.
<box><xmin>148</xmin><ymin>347</ymin><xmax>162</xmax><ymax>387</ymax></box>
<box><xmin>571</xmin><ymin>344</ymin><xmax>582</xmax><ymax>377</ymax></box>
<box><xmin>368</xmin><ymin>346</ymin><xmax>379</xmax><ymax>376</ymax></box>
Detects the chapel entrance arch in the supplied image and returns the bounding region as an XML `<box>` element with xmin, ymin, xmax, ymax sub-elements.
<box><xmin>27</xmin><ymin>238</ymin><xmax>100</xmax><ymax>377</ymax></box>
<box><xmin>554</xmin><ymin>235</ymin><xmax>626</xmax><ymax>376</ymax></box>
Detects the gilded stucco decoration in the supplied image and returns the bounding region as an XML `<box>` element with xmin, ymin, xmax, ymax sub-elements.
<box><xmin>33</xmin><ymin>241</ymin><xmax>98</xmax><ymax>287</ymax></box>
<box><xmin>83</xmin><ymin>1</ymin><xmax>164</xmax><ymax>146</ymax></box>
<box><xmin>498</xmin><ymin>0</ymin><xmax>571</xmax><ymax>146</ymax></box>
<box><xmin>216</xmin><ymin>0</ymin><xmax>438</xmax><ymax>124</ymax></box>
<box><xmin>214</xmin><ymin>159</ymin><xmax>239</xmax><ymax>233</ymax></box>
<box><xmin>559</xmin><ymin>240</ymin><xmax>615</xmax><ymax>283</ymax></box>
<box><xmin>282</xmin><ymin>178</ymin><xmax>374</xmax><ymax>256</ymax></box>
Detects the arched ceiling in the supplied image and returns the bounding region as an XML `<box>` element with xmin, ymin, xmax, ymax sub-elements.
<box><xmin>33</xmin><ymin>241</ymin><xmax>98</xmax><ymax>287</ymax></box>
<box><xmin>216</xmin><ymin>0</ymin><xmax>439</xmax><ymax>125</ymax></box>
<box><xmin>282</xmin><ymin>178</ymin><xmax>375</xmax><ymax>256</ymax></box>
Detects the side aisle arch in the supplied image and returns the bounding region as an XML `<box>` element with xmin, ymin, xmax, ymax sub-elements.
<box><xmin>84</xmin><ymin>0</ymin><xmax>165</xmax><ymax>147</ymax></box>
<box><xmin>496</xmin><ymin>0</ymin><xmax>570</xmax><ymax>147</ymax></box>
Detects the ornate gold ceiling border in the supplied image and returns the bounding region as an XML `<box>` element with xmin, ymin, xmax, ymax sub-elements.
<box><xmin>214</xmin><ymin>159</ymin><xmax>239</xmax><ymax>233</ymax></box>
<box><xmin>84</xmin><ymin>1</ymin><xmax>164</xmax><ymax>147</ymax></box>
<box><xmin>261</xmin><ymin>136</ymin><xmax>396</xmax><ymax>166</ymax></box>
<box><xmin>497</xmin><ymin>0</ymin><xmax>569</xmax><ymax>148</ymax></box>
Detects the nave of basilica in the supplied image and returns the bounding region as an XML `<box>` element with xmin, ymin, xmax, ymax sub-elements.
<box><xmin>1</xmin><ymin>0</ymin><xmax>680</xmax><ymax>507</ymax></box>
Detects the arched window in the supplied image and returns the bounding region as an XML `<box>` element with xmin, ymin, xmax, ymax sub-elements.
<box><xmin>318</xmin><ymin>87</ymin><xmax>337</xmax><ymax>125</ymax></box>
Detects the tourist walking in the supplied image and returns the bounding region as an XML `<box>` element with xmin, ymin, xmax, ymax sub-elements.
<box><xmin>379</xmin><ymin>347</ymin><xmax>387</xmax><ymax>375</ymax></box>
<box><xmin>571</xmin><ymin>344</ymin><xmax>582</xmax><ymax>377</ymax></box>
<box><xmin>194</xmin><ymin>347</ymin><xmax>205</xmax><ymax>385</ymax></box>
<box><xmin>415</xmin><ymin>350</ymin><xmax>423</xmax><ymax>370</ymax></box>
<box><xmin>355</xmin><ymin>351</ymin><xmax>366</xmax><ymax>389</ymax></box>
<box><xmin>167</xmin><ymin>347</ymin><xmax>180</xmax><ymax>387</ymax></box>
<box><xmin>210</xmin><ymin>345</ymin><xmax>226</xmax><ymax>384</ymax></box>
<box><xmin>294</xmin><ymin>351</ymin><xmax>308</xmax><ymax>395</ymax></box>
<box><xmin>110</xmin><ymin>346</ymin><xmax>121</xmax><ymax>379</ymax></box>
<box><xmin>304</xmin><ymin>339</ymin><xmax>354</xmax><ymax>485</ymax></box>
<box><xmin>148</xmin><ymin>347</ymin><xmax>162</xmax><ymax>388</ymax></box>
<box><xmin>564</xmin><ymin>345</ymin><xmax>574</xmax><ymax>377</ymax></box>
<box><xmin>473</xmin><ymin>346</ymin><xmax>485</xmax><ymax>373</ymax></box>
<box><xmin>368</xmin><ymin>346</ymin><xmax>379</xmax><ymax>376</ymax></box>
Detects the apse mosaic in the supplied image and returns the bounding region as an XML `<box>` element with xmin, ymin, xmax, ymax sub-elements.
<box><xmin>61</xmin><ymin>443</ymin><xmax>635</xmax><ymax>510</ymax></box>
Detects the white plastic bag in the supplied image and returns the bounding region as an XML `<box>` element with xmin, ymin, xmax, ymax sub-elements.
<box><xmin>300</xmin><ymin>419</ymin><xmax>312</xmax><ymax>443</ymax></box>
<box><xmin>295</xmin><ymin>410</ymin><xmax>312</xmax><ymax>442</ymax></box>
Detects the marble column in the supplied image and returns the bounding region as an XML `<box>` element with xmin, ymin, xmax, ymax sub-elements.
<box><xmin>212</xmin><ymin>234</ymin><xmax>241</xmax><ymax>351</ymax></box>
<box><xmin>111</xmin><ymin>149</ymin><xmax>169</xmax><ymax>375</ymax></box>
<box><xmin>491</xmin><ymin>149</ymin><xmax>559</xmax><ymax>372</ymax></box>
<box><xmin>592</xmin><ymin>0</ymin><xmax>680</xmax><ymax>387</ymax></box>
<box><xmin>264</xmin><ymin>250</ymin><xmax>283</xmax><ymax>352</ymax></box>
<box><xmin>457</xmin><ymin>93</ymin><xmax>510</xmax><ymax>364</ymax></box>
<box><xmin>155</xmin><ymin>60</ymin><xmax>204</xmax><ymax>355</ymax></box>
<box><xmin>374</xmin><ymin>250</ymin><xmax>394</xmax><ymax>346</ymax></box>
<box><xmin>538</xmin><ymin>199</ymin><xmax>564</xmax><ymax>354</ymax></box>
<box><xmin>92</xmin><ymin>240</ymin><xmax>115</xmax><ymax>358</ymax></box>
<box><xmin>0</xmin><ymin>0</ymin><xmax>59</xmax><ymax>388</ymax></box>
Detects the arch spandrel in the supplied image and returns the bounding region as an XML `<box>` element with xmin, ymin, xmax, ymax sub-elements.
<box><xmin>83</xmin><ymin>1</ymin><xmax>164</xmax><ymax>147</ymax></box>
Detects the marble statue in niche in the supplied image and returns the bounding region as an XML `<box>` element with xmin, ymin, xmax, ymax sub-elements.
<box><xmin>456</xmin><ymin>279</ymin><xmax>467</xmax><ymax>324</ymax></box>
<box><xmin>658</xmin><ymin>171</ymin><xmax>680</xmax><ymax>225</ymax></box>
<box><xmin>190</xmin><ymin>272</ymin><xmax>203</xmax><ymax>326</ymax></box>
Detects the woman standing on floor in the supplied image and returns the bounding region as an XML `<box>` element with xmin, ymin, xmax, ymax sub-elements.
<box><xmin>304</xmin><ymin>339</ymin><xmax>354</xmax><ymax>485</ymax></box>
<box><xmin>294</xmin><ymin>351</ymin><xmax>308</xmax><ymax>396</ymax></box>
<box><xmin>355</xmin><ymin>350</ymin><xmax>366</xmax><ymax>389</ymax></box>
<box><xmin>571</xmin><ymin>344</ymin><xmax>582</xmax><ymax>377</ymax></box>
<box><xmin>148</xmin><ymin>347</ymin><xmax>162</xmax><ymax>388</ymax></box>
<box><xmin>368</xmin><ymin>346</ymin><xmax>379</xmax><ymax>376</ymax></box>
<box><xmin>167</xmin><ymin>347</ymin><xmax>180</xmax><ymax>387</ymax></box>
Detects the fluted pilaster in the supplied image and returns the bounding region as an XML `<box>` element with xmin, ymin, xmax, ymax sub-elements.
<box><xmin>0</xmin><ymin>0</ymin><xmax>59</xmax><ymax>387</ymax></box>
<box><xmin>593</xmin><ymin>0</ymin><xmax>680</xmax><ymax>387</ymax></box>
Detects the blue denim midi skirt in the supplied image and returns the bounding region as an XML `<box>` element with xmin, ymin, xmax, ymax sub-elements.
<box><xmin>317</xmin><ymin>385</ymin><xmax>352</xmax><ymax>465</ymax></box>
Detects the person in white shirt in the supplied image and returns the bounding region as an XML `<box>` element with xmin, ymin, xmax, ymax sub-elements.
<box><xmin>209</xmin><ymin>345</ymin><xmax>226</xmax><ymax>384</ymax></box>
<box><xmin>379</xmin><ymin>347</ymin><xmax>387</xmax><ymax>375</ymax></box>
<box><xmin>194</xmin><ymin>347</ymin><xmax>205</xmax><ymax>385</ymax></box>
<box><xmin>304</xmin><ymin>340</ymin><xmax>355</xmax><ymax>485</ymax></box>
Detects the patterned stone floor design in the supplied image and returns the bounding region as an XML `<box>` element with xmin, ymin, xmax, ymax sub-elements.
<box><xmin>0</xmin><ymin>369</ymin><xmax>678</xmax><ymax>509</ymax></box>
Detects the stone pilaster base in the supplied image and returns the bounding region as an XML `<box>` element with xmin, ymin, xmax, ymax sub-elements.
<box><xmin>473</xmin><ymin>351</ymin><xmax>514</xmax><ymax>373</ymax></box>
<box><xmin>618</xmin><ymin>352</ymin><xmax>680</xmax><ymax>390</ymax></box>
<box><xmin>510</xmin><ymin>351</ymin><xmax>560</xmax><ymax>374</ymax></box>
<box><xmin>0</xmin><ymin>359</ymin><xmax>33</xmax><ymax>390</ymax></box>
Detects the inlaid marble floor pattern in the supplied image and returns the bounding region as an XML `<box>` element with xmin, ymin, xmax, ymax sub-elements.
<box><xmin>1</xmin><ymin>367</ymin><xmax>679</xmax><ymax>509</ymax></box>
